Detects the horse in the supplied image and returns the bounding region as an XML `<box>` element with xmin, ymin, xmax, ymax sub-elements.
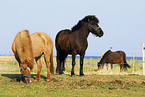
<box><xmin>97</xmin><ymin>50</ymin><xmax>131</xmax><ymax>71</ymax></box>
<box><xmin>12</xmin><ymin>30</ymin><xmax>54</xmax><ymax>83</ymax></box>
<box><xmin>55</xmin><ymin>15</ymin><xmax>104</xmax><ymax>77</ymax></box>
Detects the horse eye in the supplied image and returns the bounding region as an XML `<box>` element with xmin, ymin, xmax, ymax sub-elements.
<box><xmin>24</xmin><ymin>68</ymin><xmax>26</xmax><ymax>70</ymax></box>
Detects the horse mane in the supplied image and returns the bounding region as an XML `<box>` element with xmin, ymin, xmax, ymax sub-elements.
<box><xmin>15</xmin><ymin>30</ymin><xmax>34</xmax><ymax>69</ymax></box>
<box><xmin>22</xmin><ymin>30</ymin><xmax>33</xmax><ymax>58</ymax></box>
<box><xmin>98</xmin><ymin>50</ymin><xmax>111</xmax><ymax>64</ymax></box>
<box><xmin>102</xmin><ymin>50</ymin><xmax>112</xmax><ymax>58</ymax></box>
<box><xmin>71</xmin><ymin>15</ymin><xmax>99</xmax><ymax>32</ymax></box>
<box><xmin>71</xmin><ymin>21</ymin><xmax>82</xmax><ymax>32</ymax></box>
<box><xmin>63</xmin><ymin>29</ymin><xmax>72</xmax><ymax>33</ymax></box>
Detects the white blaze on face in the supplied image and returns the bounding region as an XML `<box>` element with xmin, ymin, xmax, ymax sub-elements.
<box><xmin>28</xmin><ymin>67</ymin><xmax>30</xmax><ymax>71</ymax></box>
<box><xmin>27</xmin><ymin>67</ymin><xmax>31</xmax><ymax>82</ymax></box>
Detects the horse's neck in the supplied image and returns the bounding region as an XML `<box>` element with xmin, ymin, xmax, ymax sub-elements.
<box><xmin>100</xmin><ymin>57</ymin><xmax>106</xmax><ymax>64</ymax></box>
<box><xmin>74</xmin><ymin>24</ymin><xmax>90</xmax><ymax>40</ymax></box>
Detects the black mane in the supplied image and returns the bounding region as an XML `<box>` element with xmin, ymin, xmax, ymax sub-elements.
<box><xmin>71</xmin><ymin>15</ymin><xmax>99</xmax><ymax>32</ymax></box>
<box><xmin>71</xmin><ymin>20</ymin><xmax>82</xmax><ymax>32</ymax></box>
<box><xmin>102</xmin><ymin>50</ymin><xmax>111</xmax><ymax>58</ymax></box>
<box><xmin>98</xmin><ymin>50</ymin><xmax>111</xmax><ymax>64</ymax></box>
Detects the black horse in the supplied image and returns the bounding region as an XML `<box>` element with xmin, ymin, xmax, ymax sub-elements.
<box><xmin>98</xmin><ymin>50</ymin><xmax>131</xmax><ymax>71</ymax></box>
<box><xmin>55</xmin><ymin>15</ymin><xmax>104</xmax><ymax>76</ymax></box>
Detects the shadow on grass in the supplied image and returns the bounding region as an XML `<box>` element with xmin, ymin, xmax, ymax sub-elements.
<box><xmin>94</xmin><ymin>69</ymin><xmax>98</xmax><ymax>72</ymax></box>
<box><xmin>1</xmin><ymin>74</ymin><xmax>47</xmax><ymax>81</ymax></box>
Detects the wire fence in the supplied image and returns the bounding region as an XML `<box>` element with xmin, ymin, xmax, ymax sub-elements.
<box><xmin>0</xmin><ymin>56</ymin><xmax>144</xmax><ymax>75</ymax></box>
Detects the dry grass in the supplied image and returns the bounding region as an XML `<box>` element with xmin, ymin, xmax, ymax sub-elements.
<box><xmin>0</xmin><ymin>56</ymin><xmax>145</xmax><ymax>96</ymax></box>
<box><xmin>0</xmin><ymin>56</ymin><xmax>143</xmax><ymax>75</ymax></box>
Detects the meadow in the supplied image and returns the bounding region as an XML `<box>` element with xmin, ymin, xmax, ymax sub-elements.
<box><xmin>0</xmin><ymin>56</ymin><xmax>145</xmax><ymax>97</ymax></box>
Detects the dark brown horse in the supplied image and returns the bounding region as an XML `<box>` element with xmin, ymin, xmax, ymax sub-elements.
<box><xmin>98</xmin><ymin>50</ymin><xmax>131</xmax><ymax>71</ymax></box>
<box><xmin>55</xmin><ymin>15</ymin><xmax>104</xmax><ymax>76</ymax></box>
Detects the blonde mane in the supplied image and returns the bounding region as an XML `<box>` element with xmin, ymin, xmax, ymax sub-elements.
<box><xmin>12</xmin><ymin>30</ymin><xmax>34</xmax><ymax>69</ymax></box>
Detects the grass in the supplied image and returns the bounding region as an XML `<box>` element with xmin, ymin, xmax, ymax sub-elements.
<box><xmin>0</xmin><ymin>56</ymin><xmax>145</xmax><ymax>96</ymax></box>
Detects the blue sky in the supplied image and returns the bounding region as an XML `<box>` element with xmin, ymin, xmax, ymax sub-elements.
<box><xmin>0</xmin><ymin>0</ymin><xmax>145</xmax><ymax>56</ymax></box>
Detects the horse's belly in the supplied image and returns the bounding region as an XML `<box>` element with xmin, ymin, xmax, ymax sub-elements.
<box><xmin>111</xmin><ymin>59</ymin><xmax>122</xmax><ymax>64</ymax></box>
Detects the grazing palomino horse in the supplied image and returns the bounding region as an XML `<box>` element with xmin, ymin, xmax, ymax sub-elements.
<box><xmin>12</xmin><ymin>30</ymin><xmax>54</xmax><ymax>83</ymax></box>
<box><xmin>55</xmin><ymin>15</ymin><xmax>104</xmax><ymax>76</ymax></box>
<box><xmin>98</xmin><ymin>50</ymin><xmax>131</xmax><ymax>71</ymax></box>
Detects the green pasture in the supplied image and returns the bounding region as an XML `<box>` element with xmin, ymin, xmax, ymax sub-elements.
<box><xmin>0</xmin><ymin>56</ymin><xmax>145</xmax><ymax>97</ymax></box>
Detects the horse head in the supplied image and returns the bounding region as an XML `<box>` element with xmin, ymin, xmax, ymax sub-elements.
<box><xmin>86</xmin><ymin>15</ymin><xmax>104</xmax><ymax>37</ymax></box>
<box><xmin>20</xmin><ymin>62</ymin><xmax>31</xmax><ymax>83</ymax></box>
<box><xmin>97</xmin><ymin>62</ymin><xmax>104</xmax><ymax>70</ymax></box>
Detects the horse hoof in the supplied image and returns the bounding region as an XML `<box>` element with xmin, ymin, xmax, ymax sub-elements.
<box><xmin>71</xmin><ymin>75</ymin><xmax>75</xmax><ymax>77</ymax></box>
<box><xmin>20</xmin><ymin>80</ymin><xmax>23</xmax><ymax>83</ymax></box>
<box><xmin>80</xmin><ymin>75</ymin><xmax>85</xmax><ymax>77</ymax></box>
<box><xmin>34</xmin><ymin>79</ymin><xmax>39</xmax><ymax>82</ymax></box>
<box><xmin>46</xmin><ymin>79</ymin><xmax>51</xmax><ymax>82</ymax></box>
<box><xmin>55</xmin><ymin>73</ymin><xmax>59</xmax><ymax>75</ymax></box>
<box><xmin>17</xmin><ymin>78</ymin><xmax>21</xmax><ymax>82</ymax></box>
<box><xmin>59</xmin><ymin>72</ymin><xmax>64</xmax><ymax>75</ymax></box>
<box><xmin>26</xmin><ymin>80</ymin><xmax>30</xmax><ymax>84</ymax></box>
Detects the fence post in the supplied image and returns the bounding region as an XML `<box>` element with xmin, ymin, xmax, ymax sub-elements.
<box><xmin>142</xmin><ymin>43</ymin><xmax>145</xmax><ymax>75</ymax></box>
<box><xmin>132</xmin><ymin>54</ymin><xmax>135</xmax><ymax>73</ymax></box>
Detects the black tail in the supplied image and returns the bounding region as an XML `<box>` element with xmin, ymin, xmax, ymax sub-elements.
<box><xmin>124</xmin><ymin>60</ymin><xmax>131</xmax><ymax>68</ymax></box>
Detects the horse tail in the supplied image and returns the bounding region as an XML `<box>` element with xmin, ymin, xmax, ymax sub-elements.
<box><xmin>117</xmin><ymin>51</ymin><xmax>131</xmax><ymax>68</ymax></box>
<box><xmin>122</xmin><ymin>52</ymin><xmax>131</xmax><ymax>68</ymax></box>
<box><xmin>50</xmin><ymin>50</ymin><xmax>54</xmax><ymax>74</ymax></box>
<box><xmin>124</xmin><ymin>59</ymin><xmax>131</xmax><ymax>68</ymax></box>
<box><xmin>19</xmin><ymin>30</ymin><xmax>34</xmax><ymax>69</ymax></box>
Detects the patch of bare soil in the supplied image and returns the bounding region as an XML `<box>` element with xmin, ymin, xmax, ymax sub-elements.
<box><xmin>9</xmin><ymin>76</ymin><xmax>144</xmax><ymax>91</ymax></box>
<box><xmin>67</xmin><ymin>79</ymin><xmax>141</xmax><ymax>90</ymax></box>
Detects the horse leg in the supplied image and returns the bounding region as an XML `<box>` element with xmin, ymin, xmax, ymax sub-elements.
<box><xmin>56</xmin><ymin>57</ymin><xmax>64</xmax><ymax>74</ymax></box>
<box><xmin>111</xmin><ymin>63</ymin><xmax>113</xmax><ymax>69</ymax></box>
<box><xmin>123</xmin><ymin>60</ymin><xmax>128</xmax><ymax>71</ymax></box>
<box><xmin>62</xmin><ymin>61</ymin><xmax>65</xmax><ymax>71</ymax></box>
<box><xmin>120</xmin><ymin>62</ymin><xmax>124</xmax><ymax>72</ymax></box>
<box><xmin>56</xmin><ymin>55</ymin><xmax>60</xmax><ymax>73</ymax></box>
<box><xmin>62</xmin><ymin>53</ymin><xmax>68</xmax><ymax>71</ymax></box>
<box><xmin>14</xmin><ymin>55</ymin><xmax>23</xmax><ymax>81</ymax></box>
<box><xmin>35</xmin><ymin>57</ymin><xmax>42</xmax><ymax>81</ymax></box>
<box><xmin>44</xmin><ymin>53</ymin><xmax>51</xmax><ymax>81</ymax></box>
<box><xmin>106</xmin><ymin>64</ymin><xmax>108</xmax><ymax>70</ymax></box>
<box><xmin>71</xmin><ymin>53</ymin><xmax>76</xmax><ymax>77</ymax></box>
<box><xmin>100</xmin><ymin>65</ymin><xmax>102</xmax><ymax>70</ymax></box>
<box><xmin>59</xmin><ymin>60</ymin><xmax>64</xmax><ymax>74</ymax></box>
<box><xmin>56</xmin><ymin>50</ymin><xmax>64</xmax><ymax>74</ymax></box>
<box><xmin>102</xmin><ymin>64</ymin><xmax>104</xmax><ymax>69</ymax></box>
<box><xmin>56</xmin><ymin>59</ymin><xmax>64</xmax><ymax>74</ymax></box>
<box><xmin>80</xmin><ymin>54</ymin><xmax>85</xmax><ymax>76</ymax></box>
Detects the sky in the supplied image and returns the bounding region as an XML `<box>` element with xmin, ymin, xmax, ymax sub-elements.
<box><xmin>0</xmin><ymin>0</ymin><xmax>145</xmax><ymax>57</ymax></box>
